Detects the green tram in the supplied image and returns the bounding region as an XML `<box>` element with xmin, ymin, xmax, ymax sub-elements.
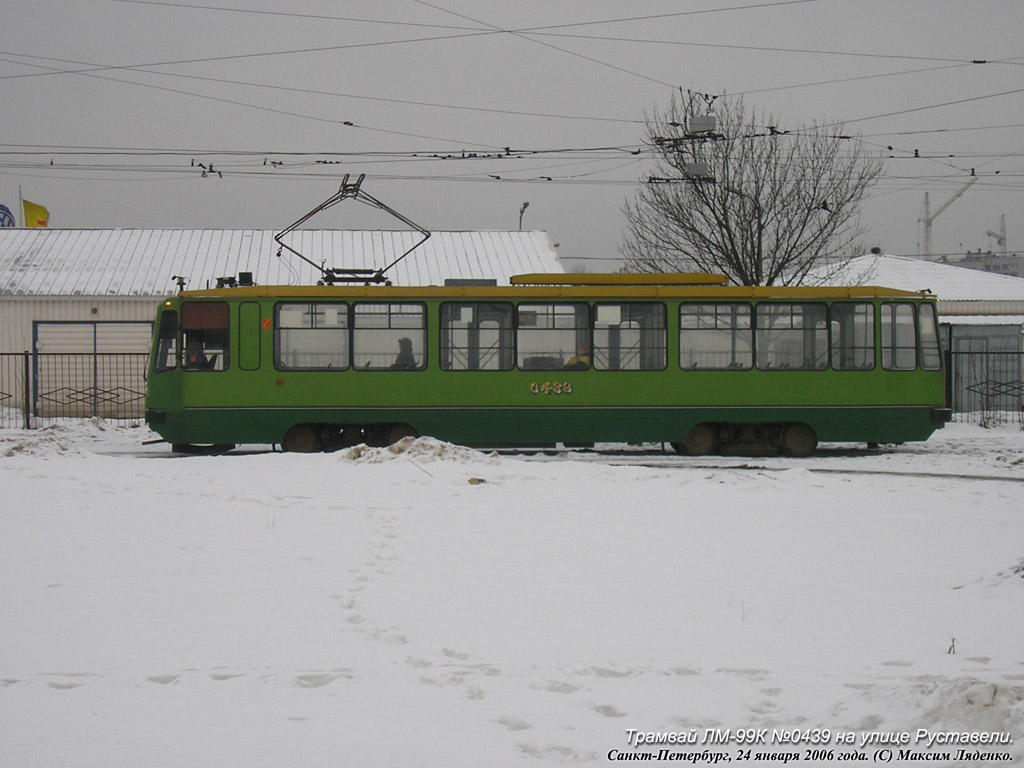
<box><xmin>144</xmin><ymin>272</ymin><xmax>952</xmax><ymax>456</ymax></box>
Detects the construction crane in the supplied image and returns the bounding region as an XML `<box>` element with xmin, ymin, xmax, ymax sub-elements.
<box><xmin>987</xmin><ymin>214</ymin><xmax>1007</xmax><ymax>255</ymax></box>
<box><xmin>919</xmin><ymin>177</ymin><xmax>977</xmax><ymax>258</ymax></box>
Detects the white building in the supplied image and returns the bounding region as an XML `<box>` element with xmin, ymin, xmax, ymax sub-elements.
<box><xmin>0</xmin><ymin>228</ymin><xmax>563</xmax><ymax>355</ymax></box>
<box><xmin>0</xmin><ymin>228</ymin><xmax>562</xmax><ymax>421</ymax></box>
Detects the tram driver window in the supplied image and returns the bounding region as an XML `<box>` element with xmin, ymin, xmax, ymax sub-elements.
<box><xmin>154</xmin><ymin>309</ymin><xmax>178</xmax><ymax>372</ymax></box>
<box><xmin>181</xmin><ymin>301</ymin><xmax>229</xmax><ymax>371</ymax></box>
<box><xmin>918</xmin><ymin>303</ymin><xmax>942</xmax><ymax>370</ymax></box>
<box><xmin>353</xmin><ymin>303</ymin><xmax>426</xmax><ymax>370</ymax></box>
<box><xmin>516</xmin><ymin>303</ymin><xmax>589</xmax><ymax>371</ymax></box>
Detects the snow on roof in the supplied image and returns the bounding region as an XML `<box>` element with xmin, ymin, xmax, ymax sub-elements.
<box><xmin>827</xmin><ymin>254</ymin><xmax>1024</xmax><ymax>302</ymax></box>
<box><xmin>942</xmin><ymin>314</ymin><xmax>1024</xmax><ymax>326</ymax></box>
<box><xmin>0</xmin><ymin>229</ymin><xmax>563</xmax><ymax>297</ymax></box>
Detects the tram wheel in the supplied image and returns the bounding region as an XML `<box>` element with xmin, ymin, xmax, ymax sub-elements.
<box><xmin>680</xmin><ymin>423</ymin><xmax>718</xmax><ymax>456</ymax></box>
<box><xmin>385</xmin><ymin>423</ymin><xmax>418</xmax><ymax>446</ymax></box>
<box><xmin>780</xmin><ymin>424</ymin><xmax>817</xmax><ymax>457</ymax></box>
<box><xmin>282</xmin><ymin>424</ymin><xmax>320</xmax><ymax>453</ymax></box>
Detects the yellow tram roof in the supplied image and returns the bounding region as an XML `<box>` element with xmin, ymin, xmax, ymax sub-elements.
<box><xmin>176</xmin><ymin>273</ymin><xmax>935</xmax><ymax>301</ymax></box>
<box><xmin>509</xmin><ymin>272</ymin><xmax>731</xmax><ymax>287</ymax></box>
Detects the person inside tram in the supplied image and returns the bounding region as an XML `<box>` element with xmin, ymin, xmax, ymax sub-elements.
<box><xmin>563</xmin><ymin>338</ymin><xmax>591</xmax><ymax>370</ymax></box>
<box><xmin>184</xmin><ymin>337</ymin><xmax>214</xmax><ymax>369</ymax></box>
<box><xmin>391</xmin><ymin>337</ymin><xmax>417</xmax><ymax>370</ymax></box>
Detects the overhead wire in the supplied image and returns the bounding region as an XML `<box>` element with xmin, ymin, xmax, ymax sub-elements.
<box><xmin>0</xmin><ymin>53</ymin><xmax>512</xmax><ymax>150</ymax></box>
<box><xmin>104</xmin><ymin>0</ymin><xmax>489</xmax><ymax>31</ymax></box>
<box><xmin>408</xmin><ymin>0</ymin><xmax>676</xmax><ymax>88</ymax></box>
<box><xmin>2</xmin><ymin>54</ymin><xmax>641</xmax><ymax>125</ymax></box>
<box><xmin>525</xmin><ymin>31</ymin><xmax>988</xmax><ymax>65</ymax></box>
<box><xmin>0</xmin><ymin>26</ymin><xmax>499</xmax><ymax>82</ymax></box>
<box><xmin>4</xmin><ymin>0</ymin><xmax>1020</xmax><ymax>210</ymax></box>
<box><xmin>104</xmin><ymin>0</ymin><xmax>831</xmax><ymax>33</ymax></box>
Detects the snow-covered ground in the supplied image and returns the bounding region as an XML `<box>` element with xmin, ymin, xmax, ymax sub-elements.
<box><xmin>2</xmin><ymin>421</ymin><xmax>1022</xmax><ymax>767</ymax></box>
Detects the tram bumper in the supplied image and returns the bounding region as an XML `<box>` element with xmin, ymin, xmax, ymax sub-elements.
<box><xmin>930</xmin><ymin>407</ymin><xmax>953</xmax><ymax>423</ymax></box>
<box><xmin>145</xmin><ymin>409</ymin><xmax>167</xmax><ymax>425</ymax></box>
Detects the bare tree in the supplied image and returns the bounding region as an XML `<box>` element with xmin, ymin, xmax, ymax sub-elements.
<box><xmin>621</xmin><ymin>92</ymin><xmax>884</xmax><ymax>286</ymax></box>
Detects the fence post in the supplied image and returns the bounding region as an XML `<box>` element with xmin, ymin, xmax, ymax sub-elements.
<box><xmin>22</xmin><ymin>350</ymin><xmax>31</xmax><ymax>430</ymax></box>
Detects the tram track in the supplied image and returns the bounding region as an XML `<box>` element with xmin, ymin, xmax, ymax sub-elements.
<box><xmin>582</xmin><ymin>458</ymin><xmax>1024</xmax><ymax>484</ymax></box>
<box><xmin>499</xmin><ymin>447</ymin><xmax>1024</xmax><ymax>484</ymax></box>
<box><xmin>133</xmin><ymin>439</ymin><xmax>1024</xmax><ymax>484</ymax></box>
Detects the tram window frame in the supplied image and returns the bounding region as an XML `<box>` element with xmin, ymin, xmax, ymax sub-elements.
<box><xmin>181</xmin><ymin>301</ymin><xmax>229</xmax><ymax>371</ymax></box>
<box><xmin>829</xmin><ymin>302</ymin><xmax>876</xmax><ymax>371</ymax></box>
<box><xmin>154</xmin><ymin>309</ymin><xmax>178</xmax><ymax>372</ymax></box>
<box><xmin>593</xmin><ymin>302</ymin><xmax>667</xmax><ymax>371</ymax></box>
<box><xmin>439</xmin><ymin>302</ymin><xmax>514</xmax><ymax>371</ymax></box>
<box><xmin>352</xmin><ymin>302</ymin><xmax>427</xmax><ymax>371</ymax></box>
<box><xmin>516</xmin><ymin>303</ymin><xmax>590</xmax><ymax>371</ymax></box>
<box><xmin>918</xmin><ymin>303</ymin><xmax>942</xmax><ymax>370</ymax></box>
<box><xmin>678</xmin><ymin>303</ymin><xmax>752</xmax><ymax>370</ymax></box>
<box><xmin>755</xmin><ymin>303</ymin><xmax>829</xmax><ymax>371</ymax></box>
<box><xmin>275</xmin><ymin>301</ymin><xmax>350</xmax><ymax>371</ymax></box>
<box><xmin>881</xmin><ymin>302</ymin><xmax>917</xmax><ymax>370</ymax></box>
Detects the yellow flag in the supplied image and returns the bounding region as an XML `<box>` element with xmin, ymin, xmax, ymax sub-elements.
<box><xmin>23</xmin><ymin>199</ymin><xmax>49</xmax><ymax>228</ymax></box>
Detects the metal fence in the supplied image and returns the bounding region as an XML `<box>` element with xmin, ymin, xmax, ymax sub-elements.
<box><xmin>947</xmin><ymin>350</ymin><xmax>1024</xmax><ymax>427</ymax></box>
<box><xmin>0</xmin><ymin>352</ymin><xmax>149</xmax><ymax>429</ymax></box>
<box><xmin>1</xmin><ymin>349</ymin><xmax>1022</xmax><ymax>430</ymax></box>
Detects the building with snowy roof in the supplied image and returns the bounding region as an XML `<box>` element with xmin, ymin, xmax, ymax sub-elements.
<box><xmin>826</xmin><ymin>253</ymin><xmax>1024</xmax><ymax>353</ymax></box>
<box><xmin>0</xmin><ymin>228</ymin><xmax>562</xmax><ymax>422</ymax></box>
<box><xmin>823</xmin><ymin>253</ymin><xmax>1024</xmax><ymax>417</ymax></box>
<box><xmin>0</xmin><ymin>228</ymin><xmax>563</xmax><ymax>354</ymax></box>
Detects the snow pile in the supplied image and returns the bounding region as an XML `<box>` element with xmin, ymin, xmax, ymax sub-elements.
<box><xmin>844</xmin><ymin>677</ymin><xmax>1024</xmax><ymax>744</ymax></box>
<box><xmin>341</xmin><ymin>435</ymin><xmax>499</xmax><ymax>464</ymax></box>
<box><xmin>0</xmin><ymin>418</ymin><xmax>151</xmax><ymax>458</ymax></box>
<box><xmin>1</xmin><ymin>423</ymin><xmax>87</xmax><ymax>457</ymax></box>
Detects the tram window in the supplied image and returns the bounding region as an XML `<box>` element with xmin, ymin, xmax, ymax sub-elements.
<box><xmin>440</xmin><ymin>303</ymin><xmax>514</xmax><ymax>371</ymax></box>
<box><xmin>918</xmin><ymin>303</ymin><xmax>942</xmax><ymax>370</ymax></box>
<box><xmin>517</xmin><ymin>303</ymin><xmax>589</xmax><ymax>370</ymax></box>
<box><xmin>593</xmin><ymin>303</ymin><xmax>666</xmax><ymax>371</ymax></box>
<box><xmin>881</xmin><ymin>303</ymin><xmax>917</xmax><ymax>370</ymax></box>
<box><xmin>755</xmin><ymin>303</ymin><xmax>828</xmax><ymax>370</ymax></box>
<box><xmin>679</xmin><ymin>304</ymin><xmax>752</xmax><ymax>370</ymax></box>
<box><xmin>154</xmin><ymin>309</ymin><xmax>178</xmax><ymax>372</ymax></box>
<box><xmin>181</xmin><ymin>301</ymin><xmax>228</xmax><ymax>371</ymax></box>
<box><xmin>275</xmin><ymin>302</ymin><xmax>349</xmax><ymax>370</ymax></box>
<box><xmin>353</xmin><ymin>303</ymin><xmax>426</xmax><ymax>370</ymax></box>
<box><xmin>830</xmin><ymin>303</ymin><xmax>875</xmax><ymax>370</ymax></box>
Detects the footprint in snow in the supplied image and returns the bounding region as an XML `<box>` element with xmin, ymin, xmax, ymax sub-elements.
<box><xmin>497</xmin><ymin>716</ymin><xmax>532</xmax><ymax>731</ymax></box>
<box><xmin>294</xmin><ymin>672</ymin><xmax>349</xmax><ymax>688</ymax></box>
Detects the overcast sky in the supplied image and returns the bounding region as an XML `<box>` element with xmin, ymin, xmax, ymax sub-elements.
<box><xmin>2</xmin><ymin>0</ymin><xmax>1023</xmax><ymax>277</ymax></box>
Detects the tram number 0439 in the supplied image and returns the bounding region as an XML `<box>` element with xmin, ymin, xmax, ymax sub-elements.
<box><xmin>529</xmin><ymin>381</ymin><xmax>573</xmax><ymax>395</ymax></box>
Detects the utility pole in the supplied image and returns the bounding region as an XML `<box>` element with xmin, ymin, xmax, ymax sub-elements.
<box><xmin>919</xmin><ymin>177</ymin><xmax>977</xmax><ymax>258</ymax></box>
